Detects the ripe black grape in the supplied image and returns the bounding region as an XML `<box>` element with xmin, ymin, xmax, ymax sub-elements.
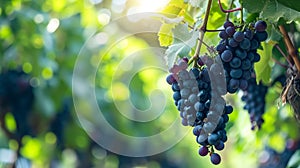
<box><xmin>216</xmin><ymin>20</ymin><xmax>268</xmax><ymax>93</ymax></box>
<box><xmin>210</xmin><ymin>153</ymin><xmax>221</xmax><ymax>165</ymax></box>
<box><xmin>241</xmin><ymin>77</ymin><xmax>268</xmax><ymax>130</ymax></box>
<box><xmin>167</xmin><ymin>58</ymin><xmax>233</xmax><ymax>165</ymax></box>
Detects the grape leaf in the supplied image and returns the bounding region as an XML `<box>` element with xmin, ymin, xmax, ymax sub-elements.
<box><xmin>277</xmin><ymin>0</ymin><xmax>300</xmax><ymax>13</ymax></box>
<box><xmin>164</xmin><ymin>23</ymin><xmax>199</xmax><ymax>68</ymax></box>
<box><xmin>162</xmin><ymin>0</ymin><xmax>187</xmax><ymax>17</ymax></box>
<box><xmin>254</xmin><ymin>43</ymin><xmax>273</xmax><ymax>84</ymax></box>
<box><xmin>267</xmin><ymin>23</ymin><xmax>282</xmax><ymax>43</ymax></box>
<box><xmin>185</xmin><ymin>0</ymin><xmax>207</xmax><ymax>8</ymax></box>
<box><xmin>158</xmin><ymin>23</ymin><xmax>176</xmax><ymax>47</ymax></box>
<box><xmin>243</xmin><ymin>0</ymin><xmax>300</xmax><ymax>23</ymax></box>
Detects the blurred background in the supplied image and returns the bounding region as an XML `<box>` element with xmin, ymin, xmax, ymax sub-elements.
<box><xmin>0</xmin><ymin>0</ymin><xmax>300</xmax><ymax>168</ymax></box>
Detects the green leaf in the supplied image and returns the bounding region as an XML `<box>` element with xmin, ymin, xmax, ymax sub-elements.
<box><xmin>158</xmin><ymin>23</ymin><xmax>175</xmax><ymax>47</ymax></box>
<box><xmin>267</xmin><ymin>23</ymin><xmax>282</xmax><ymax>43</ymax></box>
<box><xmin>254</xmin><ymin>43</ymin><xmax>273</xmax><ymax>84</ymax></box>
<box><xmin>277</xmin><ymin>0</ymin><xmax>300</xmax><ymax>12</ymax></box>
<box><xmin>243</xmin><ymin>0</ymin><xmax>300</xmax><ymax>23</ymax></box>
<box><xmin>186</xmin><ymin>0</ymin><xmax>207</xmax><ymax>8</ymax></box>
<box><xmin>162</xmin><ymin>0</ymin><xmax>187</xmax><ymax>17</ymax></box>
<box><xmin>164</xmin><ymin>23</ymin><xmax>199</xmax><ymax>68</ymax></box>
<box><xmin>287</xmin><ymin>150</ymin><xmax>300</xmax><ymax>168</ymax></box>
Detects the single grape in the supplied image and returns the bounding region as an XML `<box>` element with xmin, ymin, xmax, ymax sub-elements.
<box><xmin>239</xmin><ymin>79</ymin><xmax>248</xmax><ymax>90</ymax></box>
<box><xmin>173</xmin><ymin>91</ymin><xmax>181</xmax><ymax>101</ymax></box>
<box><xmin>216</xmin><ymin>43</ymin><xmax>226</xmax><ymax>54</ymax></box>
<box><xmin>230</xmin><ymin>69</ymin><xmax>243</xmax><ymax>79</ymax></box>
<box><xmin>229</xmin><ymin>78</ymin><xmax>240</xmax><ymax>89</ymax></box>
<box><xmin>235</xmin><ymin>49</ymin><xmax>247</xmax><ymax>59</ymax></box>
<box><xmin>208</xmin><ymin>133</ymin><xmax>219</xmax><ymax>145</ymax></box>
<box><xmin>241</xmin><ymin>59</ymin><xmax>252</xmax><ymax>70</ymax></box>
<box><xmin>199</xmin><ymin>146</ymin><xmax>209</xmax><ymax>156</ymax></box>
<box><xmin>166</xmin><ymin>74</ymin><xmax>176</xmax><ymax>85</ymax></box>
<box><xmin>225</xmin><ymin>105</ymin><xmax>233</xmax><ymax>114</ymax></box>
<box><xmin>250</xmin><ymin>39</ymin><xmax>259</xmax><ymax>50</ymax></box>
<box><xmin>254</xmin><ymin>31</ymin><xmax>268</xmax><ymax>42</ymax></box>
<box><xmin>226</xmin><ymin>26</ymin><xmax>236</xmax><ymax>37</ymax></box>
<box><xmin>244</xmin><ymin>29</ymin><xmax>254</xmax><ymax>40</ymax></box>
<box><xmin>210</xmin><ymin>153</ymin><xmax>221</xmax><ymax>165</ymax></box>
<box><xmin>221</xmin><ymin>50</ymin><xmax>233</xmax><ymax>62</ymax></box>
<box><xmin>229</xmin><ymin>57</ymin><xmax>242</xmax><ymax>68</ymax></box>
<box><xmin>228</xmin><ymin>38</ymin><xmax>239</xmax><ymax>48</ymax></box>
<box><xmin>223</xmin><ymin>21</ymin><xmax>234</xmax><ymax>28</ymax></box>
<box><xmin>254</xmin><ymin>20</ymin><xmax>267</xmax><ymax>32</ymax></box>
<box><xmin>233</xmin><ymin>31</ymin><xmax>245</xmax><ymax>42</ymax></box>
<box><xmin>219</xmin><ymin>30</ymin><xmax>228</xmax><ymax>39</ymax></box>
<box><xmin>215</xmin><ymin>141</ymin><xmax>225</xmax><ymax>151</ymax></box>
<box><xmin>239</xmin><ymin>38</ymin><xmax>251</xmax><ymax>50</ymax></box>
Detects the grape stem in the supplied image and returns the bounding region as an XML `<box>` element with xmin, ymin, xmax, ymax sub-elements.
<box><xmin>226</xmin><ymin>0</ymin><xmax>235</xmax><ymax>20</ymax></box>
<box><xmin>218</xmin><ymin>0</ymin><xmax>242</xmax><ymax>13</ymax></box>
<box><xmin>271</xmin><ymin>58</ymin><xmax>288</xmax><ymax>69</ymax></box>
<box><xmin>279</xmin><ymin>25</ymin><xmax>300</xmax><ymax>72</ymax></box>
<box><xmin>192</xmin><ymin>0</ymin><xmax>213</xmax><ymax>66</ymax></box>
<box><xmin>274</xmin><ymin>44</ymin><xmax>293</xmax><ymax>67</ymax></box>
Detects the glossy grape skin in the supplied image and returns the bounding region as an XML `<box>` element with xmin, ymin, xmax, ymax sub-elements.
<box><xmin>210</xmin><ymin>153</ymin><xmax>221</xmax><ymax>165</ymax></box>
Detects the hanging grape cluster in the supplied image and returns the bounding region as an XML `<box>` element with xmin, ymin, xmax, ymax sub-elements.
<box><xmin>241</xmin><ymin>77</ymin><xmax>268</xmax><ymax>130</ymax></box>
<box><xmin>216</xmin><ymin>20</ymin><xmax>268</xmax><ymax>93</ymax></box>
<box><xmin>166</xmin><ymin>58</ymin><xmax>233</xmax><ymax>165</ymax></box>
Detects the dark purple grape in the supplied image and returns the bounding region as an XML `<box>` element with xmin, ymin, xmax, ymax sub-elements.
<box><xmin>254</xmin><ymin>31</ymin><xmax>268</xmax><ymax>42</ymax></box>
<box><xmin>250</xmin><ymin>39</ymin><xmax>259</xmax><ymax>50</ymax></box>
<box><xmin>244</xmin><ymin>29</ymin><xmax>254</xmax><ymax>39</ymax></box>
<box><xmin>225</xmin><ymin>105</ymin><xmax>233</xmax><ymax>114</ymax></box>
<box><xmin>226</xmin><ymin>27</ymin><xmax>235</xmax><ymax>37</ymax></box>
<box><xmin>215</xmin><ymin>141</ymin><xmax>225</xmax><ymax>151</ymax></box>
<box><xmin>208</xmin><ymin>134</ymin><xmax>219</xmax><ymax>145</ymax></box>
<box><xmin>241</xmin><ymin>59</ymin><xmax>252</xmax><ymax>70</ymax></box>
<box><xmin>229</xmin><ymin>57</ymin><xmax>242</xmax><ymax>68</ymax></box>
<box><xmin>216</xmin><ymin>43</ymin><xmax>226</xmax><ymax>53</ymax></box>
<box><xmin>253</xmin><ymin>52</ymin><xmax>261</xmax><ymax>62</ymax></box>
<box><xmin>233</xmin><ymin>31</ymin><xmax>245</xmax><ymax>42</ymax></box>
<box><xmin>221</xmin><ymin>50</ymin><xmax>233</xmax><ymax>62</ymax></box>
<box><xmin>210</xmin><ymin>153</ymin><xmax>221</xmax><ymax>165</ymax></box>
<box><xmin>198</xmin><ymin>146</ymin><xmax>209</xmax><ymax>156</ymax></box>
<box><xmin>239</xmin><ymin>38</ymin><xmax>251</xmax><ymax>50</ymax></box>
<box><xmin>235</xmin><ymin>49</ymin><xmax>247</xmax><ymax>59</ymax></box>
<box><xmin>172</xmin><ymin>83</ymin><xmax>180</xmax><ymax>91</ymax></box>
<box><xmin>229</xmin><ymin>78</ymin><xmax>239</xmax><ymax>89</ymax></box>
<box><xmin>182</xmin><ymin>57</ymin><xmax>189</xmax><ymax>63</ymax></box>
<box><xmin>230</xmin><ymin>69</ymin><xmax>243</xmax><ymax>78</ymax></box>
<box><xmin>228</xmin><ymin>38</ymin><xmax>238</xmax><ymax>48</ymax></box>
<box><xmin>254</xmin><ymin>20</ymin><xmax>267</xmax><ymax>32</ymax></box>
<box><xmin>239</xmin><ymin>79</ymin><xmax>248</xmax><ymax>90</ymax></box>
<box><xmin>223</xmin><ymin>21</ymin><xmax>234</xmax><ymax>28</ymax></box>
<box><xmin>166</xmin><ymin>74</ymin><xmax>176</xmax><ymax>85</ymax></box>
<box><xmin>173</xmin><ymin>91</ymin><xmax>181</xmax><ymax>101</ymax></box>
<box><xmin>219</xmin><ymin>30</ymin><xmax>228</xmax><ymax>39</ymax></box>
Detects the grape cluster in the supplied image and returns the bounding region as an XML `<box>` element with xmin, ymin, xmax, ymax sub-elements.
<box><xmin>167</xmin><ymin>58</ymin><xmax>233</xmax><ymax>165</ymax></box>
<box><xmin>241</xmin><ymin>77</ymin><xmax>268</xmax><ymax>130</ymax></box>
<box><xmin>216</xmin><ymin>20</ymin><xmax>268</xmax><ymax>93</ymax></box>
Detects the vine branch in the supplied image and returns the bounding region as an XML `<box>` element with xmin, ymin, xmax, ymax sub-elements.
<box><xmin>191</xmin><ymin>0</ymin><xmax>213</xmax><ymax>66</ymax></box>
<box><xmin>218</xmin><ymin>0</ymin><xmax>242</xmax><ymax>13</ymax></box>
<box><xmin>279</xmin><ymin>25</ymin><xmax>300</xmax><ymax>72</ymax></box>
<box><xmin>274</xmin><ymin>44</ymin><xmax>293</xmax><ymax>67</ymax></box>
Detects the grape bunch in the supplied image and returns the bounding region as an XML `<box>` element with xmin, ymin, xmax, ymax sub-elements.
<box><xmin>241</xmin><ymin>77</ymin><xmax>268</xmax><ymax>130</ymax></box>
<box><xmin>167</xmin><ymin>58</ymin><xmax>233</xmax><ymax>165</ymax></box>
<box><xmin>216</xmin><ymin>20</ymin><xmax>268</xmax><ymax>93</ymax></box>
